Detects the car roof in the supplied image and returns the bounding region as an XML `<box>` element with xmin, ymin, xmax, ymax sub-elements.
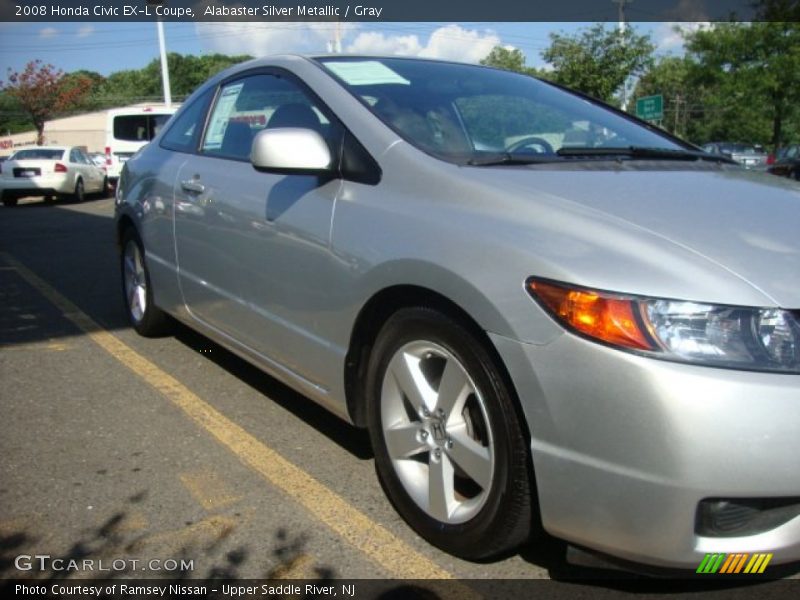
<box><xmin>212</xmin><ymin>53</ymin><xmax>525</xmax><ymax>84</ymax></box>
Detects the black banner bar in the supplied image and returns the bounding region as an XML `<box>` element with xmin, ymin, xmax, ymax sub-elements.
<box><xmin>3</xmin><ymin>0</ymin><xmax>797</xmax><ymax>23</ymax></box>
<box><xmin>4</xmin><ymin>578</ymin><xmax>800</xmax><ymax>600</ymax></box>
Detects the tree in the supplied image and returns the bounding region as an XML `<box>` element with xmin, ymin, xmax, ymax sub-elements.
<box><xmin>480</xmin><ymin>47</ymin><xmax>544</xmax><ymax>77</ymax></box>
<box><xmin>633</xmin><ymin>56</ymin><xmax>697</xmax><ymax>139</ymax></box>
<box><xmin>542</xmin><ymin>23</ymin><xmax>655</xmax><ymax>104</ymax></box>
<box><xmin>0</xmin><ymin>91</ymin><xmax>31</xmax><ymax>136</ymax></box>
<box><xmin>89</xmin><ymin>53</ymin><xmax>253</xmax><ymax>109</ymax></box>
<box><xmin>683</xmin><ymin>20</ymin><xmax>800</xmax><ymax>148</ymax></box>
<box><xmin>59</xmin><ymin>70</ymin><xmax>107</xmax><ymax>113</ymax></box>
<box><xmin>2</xmin><ymin>60</ymin><xmax>93</xmax><ymax>145</ymax></box>
<box><xmin>164</xmin><ymin>53</ymin><xmax>253</xmax><ymax>96</ymax></box>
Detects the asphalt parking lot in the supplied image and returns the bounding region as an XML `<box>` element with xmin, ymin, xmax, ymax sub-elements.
<box><xmin>0</xmin><ymin>196</ymin><xmax>797</xmax><ymax>597</ymax></box>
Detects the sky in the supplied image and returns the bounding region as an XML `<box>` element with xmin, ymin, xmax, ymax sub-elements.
<box><xmin>0</xmin><ymin>21</ymin><xmax>694</xmax><ymax>78</ymax></box>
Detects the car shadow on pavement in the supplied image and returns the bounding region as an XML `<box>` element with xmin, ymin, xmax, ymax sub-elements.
<box><xmin>0</xmin><ymin>201</ymin><xmax>129</xmax><ymax>347</ymax></box>
<box><xmin>172</xmin><ymin>323</ymin><xmax>373</xmax><ymax>462</ymax></box>
<box><xmin>1</xmin><ymin>193</ymin><xmax>112</xmax><ymax>210</ymax></box>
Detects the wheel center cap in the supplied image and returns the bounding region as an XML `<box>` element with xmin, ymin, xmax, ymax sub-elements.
<box><xmin>430</xmin><ymin>419</ymin><xmax>446</xmax><ymax>442</ymax></box>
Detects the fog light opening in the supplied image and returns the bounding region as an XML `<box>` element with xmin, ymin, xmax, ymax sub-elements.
<box><xmin>696</xmin><ymin>498</ymin><xmax>800</xmax><ymax>538</ymax></box>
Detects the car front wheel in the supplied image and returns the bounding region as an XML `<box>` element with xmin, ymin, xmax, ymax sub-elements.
<box><xmin>366</xmin><ymin>307</ymin><xmax>533</xmax><ymax>560</ymax></box>
<box><xmin>121</xmin><ymin>228</ymin><xmax>170</xmax><ymax>336</ymax></box>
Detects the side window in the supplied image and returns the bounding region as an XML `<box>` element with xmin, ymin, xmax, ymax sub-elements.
<box><xmin>201</xmin><ymin>73</ymin><xmax>340</xmax><ymax>161</ymax></box>
<box><xmin>69</xmin><ymin>149</ymin><xmax>80</xmax><ymax>163</ymax></box>
<box><xmin>160</xmin><ymin>88</ymin><xmax>214</xmax><ymax>153</ymax></box>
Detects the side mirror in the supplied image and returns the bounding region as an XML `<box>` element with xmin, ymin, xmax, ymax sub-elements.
<box><xmin>250</xmin><ymin>128</ymin><xmax>333</xmax><ymax>174</ymax></box>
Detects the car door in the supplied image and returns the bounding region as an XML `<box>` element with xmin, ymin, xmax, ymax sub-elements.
<box><xmin>66</xmin><ymin>148</ymin><xmax>84</xmax><ymax>190</ymax></box>
<box><xmin>173</xmin><ymin>70</ymin><xmax>345</xmax><ymax>383</ymax></box>
<box><xmin>73</xmin><ymin>148</ymin><xmax>104</xmax><ymax>192</ymax></box>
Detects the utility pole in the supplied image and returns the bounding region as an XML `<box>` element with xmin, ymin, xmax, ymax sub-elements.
<box><xmin>157</xmin><ymin>21</ymin><xmax>172</xmax><ymax>108</ymax></box>
<box><xmin>327</xmin><ymin>21</ymin><xmax>342</xmax><ymax>53</ymax></box>
<box><xmin>613</xmin><ymin>0</ymin><xmax>633</xmax><ymax>111</ymax></box>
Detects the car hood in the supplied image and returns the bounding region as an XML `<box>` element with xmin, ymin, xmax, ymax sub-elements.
<box><xmin>459</xmin><ymin>165</ymin><xmax>800</xmax><ymax>308</ymax></box>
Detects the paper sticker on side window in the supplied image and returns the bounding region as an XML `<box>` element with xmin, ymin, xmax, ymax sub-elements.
<box><xmin>324</xmin><ymin>61</ymin><xmax>411</xmax><ymax>86</ymax></box>
<box><xmin>204</xmin><ymin>82</ymin><xmax>244</xmax><ymax>151</ymax></box>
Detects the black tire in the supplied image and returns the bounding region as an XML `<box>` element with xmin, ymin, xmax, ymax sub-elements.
<box><xmin>366</xmin><ymin>307</ymin><xmax>533</xmax><ymax>560</ymax></box>
<box><xmin>2</xmin><ymin>197</ymin><xmax>18</xmax><ymax>207</ymax></box>
<box><xmin>120</xmin><ymin>227</ymin><xmax>171</xmax><ymax>337</ymax></box>
<box><xmin>72</xmin><ymin>178</ymin><xmax>85</xmax><ymax>203</ymax></box>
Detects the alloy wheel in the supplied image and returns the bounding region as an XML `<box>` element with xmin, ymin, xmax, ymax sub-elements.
<box><xmin>380</xmin><ymin>340</ymin><xmax>495</xmax><ymax>524</ymax></box>
<box><xmin>123</xmin><ymin>239</ymin><xmax>147</xmax><ymax>324</ymax></box>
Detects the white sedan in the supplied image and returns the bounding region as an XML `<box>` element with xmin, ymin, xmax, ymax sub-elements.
<box><xmin>0</xmin><ymin>146</ymin><xmax>107</xmax><ymax>207</ymax></box>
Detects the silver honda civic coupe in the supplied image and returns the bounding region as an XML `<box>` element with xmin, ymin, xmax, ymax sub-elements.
<box><xmin>115</xmin><ymin>55</ymin><xmax>800</xmax><ymax>570</ymax></box>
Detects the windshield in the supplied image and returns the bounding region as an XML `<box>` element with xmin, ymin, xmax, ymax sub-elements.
<box><xmin>11</xmin><ymin>148</ymin><xmax>65</xmax><ymax>160</ymax></box>
<box><xmin>317</xmin><ymin>57</ymin><xmax>684</xmax><ymax>164</ymax></box>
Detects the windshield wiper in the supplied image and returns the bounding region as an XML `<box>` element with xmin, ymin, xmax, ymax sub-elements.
<box><xmin>466</xmin><ymin>152</ymin><xmax>559</xmax><ymax>166</ymax></box>
<box><xmin>556</xmin><ymin>146</ymin><xmax>738</xmax><ymax>164</ymax></box>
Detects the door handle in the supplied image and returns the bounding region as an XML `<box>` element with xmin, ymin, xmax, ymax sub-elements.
<box><xmin>180</xmin><ymin>179</ymin><xmax>205</xmax><ymax>194</ymax></box>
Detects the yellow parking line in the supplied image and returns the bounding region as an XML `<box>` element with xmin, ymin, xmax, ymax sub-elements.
<box><xmin>128</xmin><ymin>514</ymin><xmax>238</xmax><ymax>554</ymax></box>
<box><xmin>270</xmin><ymin>553</ymin><xmax>316</xmax><ymax>579</ymax></box>
<box><xmin>1</xmin><ymin>253</ymin><xmax>459</xmax><ymax>581</ymax></box>
<box><xmin>179</xmin><ymin>469</ymin><xmax>242</xmax><ymax>511</ymax></box>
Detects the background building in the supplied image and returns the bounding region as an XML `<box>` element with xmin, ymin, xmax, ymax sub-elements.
<box><xmin>0</xmin><ymin>103</ymin><xmax>175</xmax><ymax>157</ymax></box>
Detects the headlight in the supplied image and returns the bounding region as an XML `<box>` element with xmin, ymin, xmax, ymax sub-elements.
<box><xmin>527</xmin><ymin>278</ymin><xmax>800</xmax><ymax>374</ymax></box>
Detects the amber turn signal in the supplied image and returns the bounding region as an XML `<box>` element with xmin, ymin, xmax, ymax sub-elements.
<box><xmin>528</xmin><ymin>279</ymin><xmax>655</xmax><ymax>351</ymax></box>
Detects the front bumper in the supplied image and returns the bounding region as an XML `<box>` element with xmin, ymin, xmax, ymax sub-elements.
<box><xmin>490</xmin><ymin>331</ymin><xmax>800</xmax><ymax>569</ymax></box>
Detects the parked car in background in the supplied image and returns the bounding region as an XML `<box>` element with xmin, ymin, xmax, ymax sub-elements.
<box><xmin>89</xmin><ymin>152</ymin><xmax>107</xmax><ymax>169</ymax></box>
<box><xmin>116</xmin><ymin>55</ymin><xmax>800</xmax><ymax>571</ymax></box>
<box><xmin>105</xmin><ymin>106</ymin><xmax>178</xmax><ymax>188</ymax></box>
<box><xmin>768</xmin><ymin>144</ymin><xmax>800</xmax><ymax>180</ymax></box>
<box><xmin>0</xmin><ymin>145</ymin><xmax>107</xmax><ymax>206</ymax></box>
<box><xmin>701</xmin><ymin>142</ymin><xmax>769</xmax><ymax>169</ymax></box>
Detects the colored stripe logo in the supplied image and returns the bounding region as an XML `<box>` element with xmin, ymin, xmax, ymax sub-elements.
<box><xmin>696</xmin><ymin>553</ymin><xmax>773</xmax><ymax>574</ymax></box>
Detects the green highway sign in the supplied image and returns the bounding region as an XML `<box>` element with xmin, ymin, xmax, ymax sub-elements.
<box><xmin>635</xmin><ymin>95</ymin><xmax>664</xmax><ymax>121</ymax></box>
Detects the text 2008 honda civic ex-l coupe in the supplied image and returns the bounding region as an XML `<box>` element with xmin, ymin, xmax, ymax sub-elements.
<box><xmin>115</xmin><ymin>55</ymin><xmax>800</xmax><ymax>570</ymax></box>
